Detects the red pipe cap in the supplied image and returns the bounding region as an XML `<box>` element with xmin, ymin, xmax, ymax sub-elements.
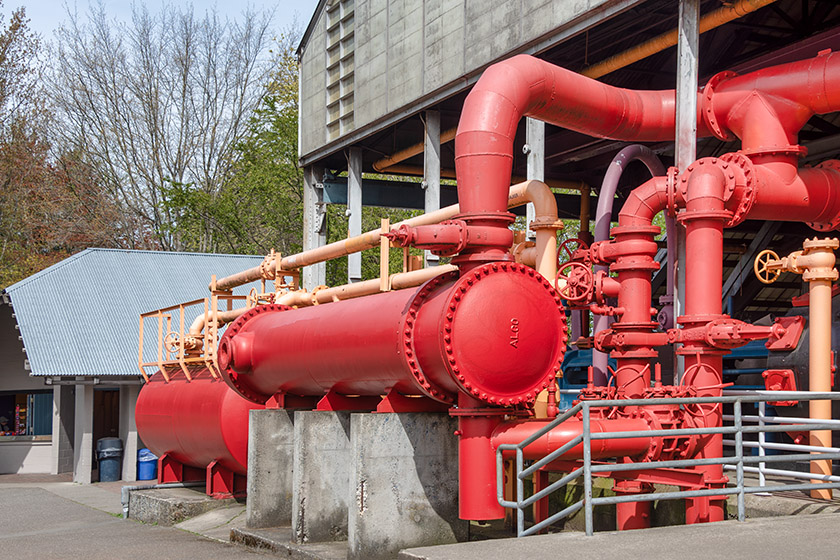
<box><xmin>443</xmin><ymin>263</ymin><xmax>567</xmax><ymax>406</ymax></box>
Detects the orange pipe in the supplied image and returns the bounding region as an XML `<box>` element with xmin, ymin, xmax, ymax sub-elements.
<box><xmin>809</xmin><ymin>276</ymin><xmax>833</xmax><ymax>499</ymax></box>
<box><xmin>581</xmin><ymin>0</ymin><xmax>779</xmax><ymax>79</ymax></box>
<box><xmin>274</xmin><ymin>264</ymin><xmax>458</xmax><ymax>307</ymax></box>
<box><xmin>372</xmin><ymin>127</ymin><xmax>458</xmax><ymax>172</ymax></box>
<box><xmin>214</xmin><ymin>180</ymin><xmax>561</xmax><ymax>290</ymax></box>
<box><xmin>381</xmin><ymin>164</ymin><xmax>588</xmax><ymax>192</ymax></box>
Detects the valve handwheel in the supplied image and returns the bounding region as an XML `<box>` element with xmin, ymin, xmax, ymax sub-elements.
<box><xmin>163</xmin><ymin>331</ymin><xmax>181</xmax><ymax>354</ymax></box>
<box><xmin>555</xmin><ymin>261</ymin><xmax>594</xmax><ymax>302</ymax></box>
<box><xmin>246</xmin><ymin>287</ymin><xmax>259</xmax><ymax>308</ymax></box>
<box><xmin>557</xmin><ymin>237</ymin><xmax>590</xmax><ymax>267</ymax></box>
<box><xmin>754</xmin><ymin>249</ymin><xmax>781</xmax><ymax>284</ymax></box>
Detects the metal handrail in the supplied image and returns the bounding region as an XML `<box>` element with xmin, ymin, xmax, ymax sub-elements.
<box><xmin>497</xmin><ymin>391</ymin><xmax>840</xmax><ymax>537</ymax></box>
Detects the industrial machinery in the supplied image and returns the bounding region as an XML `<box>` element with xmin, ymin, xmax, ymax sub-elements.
<box><xmin>139</xmin><ymin>50</ymin><xmax>840</xmax><ymax>530</ymax></box>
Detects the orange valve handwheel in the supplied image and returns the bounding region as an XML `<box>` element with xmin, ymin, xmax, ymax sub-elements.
<box><xmin>754</xmin><ymin>249</ymin><xmax>781</xmax><ymax>284</ymax></box>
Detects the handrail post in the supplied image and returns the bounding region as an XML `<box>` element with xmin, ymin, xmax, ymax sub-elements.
<box><xmin>734</xmin><ymin>399</ymin><xmax>745</xmax><ymax>521</ymax></box>
<box><xmin>583</xmin><ymin>402</ymin><xmax>594</xmax><ymax>536</ymax></box>
<box><xmin>516</xmin><ymin>448</ymin><xmax>525</xmax><ymax>537</ymax></box>
<box><xmin>758</xmin><ymin>400</ymin><xmax>766</xmax><ymax>488</ymax></box>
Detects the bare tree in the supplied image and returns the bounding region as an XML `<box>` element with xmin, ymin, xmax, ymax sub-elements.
<box><xmin>48</xmin><ymin>2</ymin><xmax>273</xmax><ymax>250</ymax></box>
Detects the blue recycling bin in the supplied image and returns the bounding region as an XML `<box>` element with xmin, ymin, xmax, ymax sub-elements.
<box><xmin>96</xmin><ymin>437</ymin><xmax>123</xmax><ymax>482</ymax></box>
<box><xmin>137</xmin><ymin>448</ymin><xmax>158</xmax><ymax>481</ymax></box>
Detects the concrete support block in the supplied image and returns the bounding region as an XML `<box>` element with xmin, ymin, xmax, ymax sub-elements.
<box><xmin>51</xmin><ymin>385</ymin><xmax>74</xmax><ymax>475</ymax></box>
<box><xmin>73</xmin><ymin>381</ymin><xmax>94</xmax><ymax>484</ymax></box>
<box><xmin>292</xmin><ymin>411</ymin><xmax>352</xmax><ymax>543</ymax></box>
<box><xmin>129</xmin><ymin>487</ymin><xmax>236</xmax><ymax>526</ymax></box>
<box><xmin>348</xmin><ymin>413</ymin><xmax>466</xmax><ymax>560</ymax></box>
<box><xmin>119</xmin><ymin>384</ymin><xmax>140</xmax><ymax>482</ymax></box>
<box><xmin>246</xmin><ymin>408</ymin><xmax>296</xmax><ymax>528</ymax></box>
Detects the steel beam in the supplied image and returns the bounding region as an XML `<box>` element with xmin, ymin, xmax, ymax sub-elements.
<box><xmin>721</xmin><ymin>221</ymin><xmax>781</xmax><ymax>305</ymax></box>
<box><xmin>303</xmin><ymin>165</ymin><xmax>327</xmax><ymax>290</ymax></box>
<box><xmin>526</xmin><ymin>118</ymin><xmax>545</xmax><ymax>241</ymax></box>
<box><xmin>674</xmin><ymin>0</ymin><xmax>699</xmax><ymax>380</ymax></box>
<box><xmin>347</xmin><ymin>148</ymin><xmax>363</xmax><ymax>282</ymax></box>
<box><xmin>425</xmin><ymin>110</ymin><xmax>441</xmax><ymax>266</ymax></box>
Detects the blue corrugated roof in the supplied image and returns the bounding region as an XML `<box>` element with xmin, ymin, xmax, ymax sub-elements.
<box><xmin>4</xmin><ymin>248</ymin><xmax>269</xmax><ymax>377</ymax></box>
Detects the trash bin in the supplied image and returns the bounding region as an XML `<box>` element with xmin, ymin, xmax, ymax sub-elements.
<box><xmin>137</xmin><ymin>448</ymin><xmax>158</xmax><ymax>481</ymax></box>
<box><xmin>96</xmin><ymin>437</ymin><xmax>123</xmax><ymax>482</ymax></box>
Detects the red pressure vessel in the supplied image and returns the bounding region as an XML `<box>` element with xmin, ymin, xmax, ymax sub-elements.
<box><xmin>135</xmin><ymin>368</ymin><xmax>263</xmax><ymax>475</ymax></box>
<box><xmin>219</xmin><ymin>263</ymin><xmax>568</xmax><ymax>407</ymax></box>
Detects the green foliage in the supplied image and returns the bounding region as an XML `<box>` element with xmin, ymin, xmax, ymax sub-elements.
<box><xmin>161</xmin><ymin>32</ymin><xmax>303</xmax><ymax>256</ymax></box>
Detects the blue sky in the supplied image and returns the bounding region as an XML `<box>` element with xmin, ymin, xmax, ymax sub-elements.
<box><xmin>15</xmin><ymin>1</ymin><xmax>319</xmax><ymax>40</ymax></box>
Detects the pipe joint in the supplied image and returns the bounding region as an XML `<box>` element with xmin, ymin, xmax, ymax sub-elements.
<box><xmin>677</xmin><ymin>154</ymin><xmax>756</xmax><ymax>227</ymax></box>
<box><xmin>386</xmin><ymin>219</ymin><xmax>514</xmax><ymax>258</ymax></box>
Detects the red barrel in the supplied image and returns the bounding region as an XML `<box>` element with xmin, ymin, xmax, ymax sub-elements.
<box><xmin>136</xmin><ymin>368</ymin><xmax>263</xmax><ymax>474</ymax></box>
<box><xmin>219</xmin><ymin>263</ymin><xmax>567</xmax><ymax>407</ymax></box>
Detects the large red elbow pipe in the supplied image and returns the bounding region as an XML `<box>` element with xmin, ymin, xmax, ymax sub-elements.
<box><xmin>455</xmin><ymin>55</ymin><xmax>684</xmax><ymax>219</ymax></box>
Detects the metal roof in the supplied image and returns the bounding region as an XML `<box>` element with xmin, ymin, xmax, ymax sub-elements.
<box><xmin>3</xmin><ymin>248</ymin><xmax>268</xmax><ymax>377</ymax></box>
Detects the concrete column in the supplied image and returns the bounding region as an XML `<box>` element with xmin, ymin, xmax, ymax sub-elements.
<box><xmin>348</xmin><ymin>413</ymin><xmax>465</xmax><ymax>560</ymax></box>
<box><xmin>119</xmin><ymin>384</ymin><xmax>140</xmax><ymax>482</ymax></box>
<box><xmin>424</xmin><ymin>110</ymin><xmax>441</xmax><ymax>267</ymax></box>
<box><xmin>347</xmin><ymin>148</ymin><xmax>363</xmax><ymax>283</ymax></box>
<box><xmin>526</xmin><ymin>117</ymin><xmax>545</xmax><ymax>240</ymax></box>
<box><xmin>73</xmin><ymin>380</ymin><xmax>94</xmax><ymax>484</ymax></box>
<box><xmin>292</xmin><ymin>411</ymin><xmax>352</xmax><ymax>543</ymax></box>
<box><xmin>51</xmin><ymin>384</ymin><xmax>74</xmax><ymax>475</ymax></box>
<box><xmin>303</xmin><ymin>165</ymin><xmax>327</xmax><ymax>290</ymax></box>
<box><xmin>674</xmin><ymin>0</ymin><xmax>699</xmax><ymax>380</ymax></box>
<box><xmin>246</xmin><ymin>409</ymin><xmax>296</xmax><ymax>528</ymax></box>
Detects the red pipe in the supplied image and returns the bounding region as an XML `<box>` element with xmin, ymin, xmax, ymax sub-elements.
<box><xmin>136</xmin><ymin>369</ymin><xmax>263</xmax><ymax>476</ymax></box>
<box><xmin>457</xmin><ymin>396</ymin><xmax>652</xmax><ymax>521</ymax></box>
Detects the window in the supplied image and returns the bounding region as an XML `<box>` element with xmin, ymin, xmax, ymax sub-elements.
<box><xmin>0</xmin><ymin>391</ymin><xmax>51</xmax><ymax>437</ymax></box>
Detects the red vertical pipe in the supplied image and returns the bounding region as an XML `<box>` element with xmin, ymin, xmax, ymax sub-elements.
<box><xmin>457</xmin><ymin>394</ymin><xmax>504</xmax><ymax>520</ymax></box>
<box><xmin>679</xmin><ymin>164</ymin><xmax>728</xmax><ymax>523</ymax></box>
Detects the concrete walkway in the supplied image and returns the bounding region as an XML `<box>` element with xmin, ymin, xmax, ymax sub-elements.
<box><xmin>4</xmin><ymin>473</ymin><xmax>840</xmax><ymax>560</ymax></box>
<box><xmin>401</xmin><ymin>513</ymin><xmax>840</xmax><ymax>560</ymax></box>
<box><xmin>0</xmin><ymin>474</ymin><xmax>255</xmax><ymax>559</ymax></box>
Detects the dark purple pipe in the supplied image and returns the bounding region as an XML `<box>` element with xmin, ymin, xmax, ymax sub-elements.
<box><xmin>592</xmin><ymin>145</ymin><xmax>668</xmax><ymax>384</ymax></box>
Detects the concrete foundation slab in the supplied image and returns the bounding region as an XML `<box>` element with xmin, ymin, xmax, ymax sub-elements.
<box><xmin>232</xmin><ymin>526</ymin><xmax>348</xmax><ymax>560</ymax></box>
<box><xmin>247</xmin><ymin>408</ymin><xmax>296</xmax><ymax>528</ymax></box>
<box><xmin>348</xmin><ymin>413</ymin><xmax>466</xmax><ymax>560</ymax></box>
<box><xmin>175</xmin><ymin>504</ymin><xmax>246</xmax><ymax>542</ymax></box>
<box><xmin>129</xmin><ymin>487</ymin><xmax>239</xmax><ymax>526</ymax></box>
<box><xmin>293</xmin><ymin>411</ymin><xmax>352</xmax><ymax>543</ymax></box>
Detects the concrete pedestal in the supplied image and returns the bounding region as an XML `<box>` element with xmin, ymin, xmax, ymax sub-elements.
<box><xmin>72</xmin><ymin>381</ymin><xmax>94</xmax><ymax>484</ymax></box>
<box><xmin>348</xmin><ymin>413</ymin><xmax>466</xmax><ymax>560</ymax></box>
<box><xmin>119</xmin><ymin>384</ymin><xmax>140</xmax><ymax>482</ymax></box>
<box><xmin>246</xmin><ymin>409</ymin><xmax>296</xmax><ymax>528</ymax></box>
<box><xmin>292</xmin><ymin>411</ymin><xmax>352</xmax><ymax>543</ymax></box>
